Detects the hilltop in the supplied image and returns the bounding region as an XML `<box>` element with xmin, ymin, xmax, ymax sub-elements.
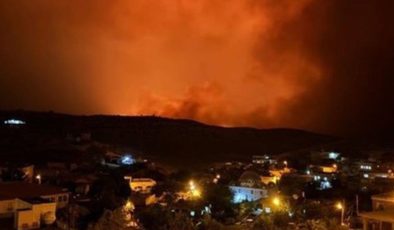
<box><xmin>0</xmin><ymin>110</ymin><xmax>336</xmax><ymax>168</ymax></box>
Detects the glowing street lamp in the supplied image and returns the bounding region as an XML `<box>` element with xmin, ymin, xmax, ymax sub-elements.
<box><xmin>283</xmin><ymin>161</ymin><xmax>288</xmax><ymax>167</ymax></box>
<box><xmin>189</xmin><ymin>180</ymin><xmax>201</xmax><ymax>198</ymax></box>
<box><xmin>189</xmin><ymin>180</ymin><xmax>196</xmax><ymax>190</ymax></box>
<box><xmin>272</xmin><ymin>197</ymin><xmax>281</xmax><ymax>207</ymax></box>
<box><xmin>191</xmin><ymin>189</ymin><xmax>201</xmax><ymax>197</ymax></box>
<box><xmin>36</xmin><ymin>174</ymin><xmax>41</xmax><ymax>184</ymax></box>
<box><xmin>336</xmin><ymin>201</ymin><xmax>345</xmax><ymax>225</ymax></box>
<box><xmin>213</xmin><ymin>174</ymin><xmax>221</xmax><ymax>183</ymax></box>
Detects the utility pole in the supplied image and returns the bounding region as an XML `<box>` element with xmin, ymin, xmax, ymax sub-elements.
<box><xmin>341</xmin><ymin>199</ymin><xmax>345</xmax><ymax>225</ymax></box>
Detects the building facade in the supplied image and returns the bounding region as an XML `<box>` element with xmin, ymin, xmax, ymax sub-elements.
<box><xmin>360</xmin><ymin>191</ymin><xmax>394</xmax><ymax>230</ymax></box>
<box><xmin>229</xmin><ymin>186</ymin><xmax>268</xmax><ymax>203</ymax></box>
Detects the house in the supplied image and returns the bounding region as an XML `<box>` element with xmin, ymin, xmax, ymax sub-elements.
<box><xmin>309</xmin><ymin>163</ymin><xmax>338</xmax><ymax>174</ymax></box>
<box><xmin>230</xmin><ymin>171</ymin><xmax>268</xmax><ymax>203</ymax></box>
<box><xmin>370</xmin><ymin>191</ymin><xmax>394</xmax><ymax>211</ymax></box>
<box><xmin>0</xmin><ymin>163</ymin><xmax>35</xmax><ymax>183</ymax></box>
<box><xmin>66</xmin><ymin>131</ymin><xmax>91</xmax><ymax>143</ymax></box>
<box><xmin>0</xmin><ymin>182</ymin><xmax>69</xmax><ymax>229</ymax></box>
<box><xmin>0</xmin><ymin>182</ymin><xmax>69</xmax><ymax>209</ymax></box>
<box><xmin>0</xmin><ymin>197</ymin><xmax>57</xmax><ymax>230</ymax></box>
<box><xmin>229</xmin><ymin>186</ymin><xmax>268</xmax><ymax>203</ymax></box>
<box><xmin>102</xmin><ymin>152</ymin><xmax>148</xmax><ymax>168</ymax></box>
<box><xmin>3</xmin><ymin>119</ymin><xmax>26</xmax><ymax>126</ymax></box>
<box><xmin>260</xmin><ymin>167</ymin><xmax>291</xmax><ymax>186</ymax></box>
<box><xmin>74</xmin><ymin>175</ymin><xmax>98</xmax><ymax>196</ymax></box>
<box><xmin>46</xmin><ymin>161</ymin><xmax>78</xmax><ymax>171</ymax></box>
<box><xmin>260</xmin><ymin>175</ymin><xmax>278</xmax><ymax>186</ymax></box>
<box><xmin>124</xmin><ymin>176</ymin><xmax>157</xmax><ymax>194</ymax></box>
<box><xmin>252</xmin><ymin>155</ymin><xmax>277</xmax><ymax>165</ymax></box>
<box><xmin>356</xmin><ymin>160</ymin><xmax>375</xmax><ymax>173</ymax></box>
<box><xmin>311</xmin><ymin>151</ymin><xmax>341</xmax><ymax>161</ymax></box>
<box><xmin>360</xmin><ymin>191</ymin><xmax>394</xmax><ymax>230</ymax></box>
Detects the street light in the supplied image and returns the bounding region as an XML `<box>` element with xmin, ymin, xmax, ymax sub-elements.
<box><xmin>189</xmin><ymin>180</ymin><xmax>196</xmax><ymax>190</ymax></box>
<box><xmin>191</xmin><ymin>189</ymin><xmax>201</xmax><ymax>197</ymax></box>
<box><xmin>272</xmin><ymin>197</ymin><xmax>281</xmax><ymax>207</ymax></box>
<box><xmin>336</xmin><ymin>201</ymin><xmax>345</xmax><ymax>225</ymax></box>
<box><xmin>189</xmin><ymin>180</ymin><xmax>201</xmax><ymax>198</ymax></box>
<box><xmin>213</xmin><ymin>174</ymin><xmax>221</xmax><ymax>183</ymax></box>
<box><xmin>36</xmin><ymin>174</ymin><xmax>41</xmax><ymax>184</ymax></box>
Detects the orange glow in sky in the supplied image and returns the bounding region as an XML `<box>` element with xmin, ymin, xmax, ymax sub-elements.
<box><xmin>1</xmin><ymin>0</ymin><xmax>393</xmax><ymax>135</ymax></box>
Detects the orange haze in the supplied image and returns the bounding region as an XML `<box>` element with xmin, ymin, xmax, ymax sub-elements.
<box><xmin>1</xmin><ymin>0</ymin><xmax>393</xmax><ymax>136</ymax></box>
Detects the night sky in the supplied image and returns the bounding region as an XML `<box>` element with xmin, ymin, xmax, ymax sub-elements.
<box><xmin>0</xmin><ymin>0</ymin><xmax>393</xmax><ymax>136</ymax></box>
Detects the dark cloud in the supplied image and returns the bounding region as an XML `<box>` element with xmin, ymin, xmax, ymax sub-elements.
<box><xmin>278</xmin><ymin>0</ymin><xmax>394</xmax><ymax>136</ymax></box>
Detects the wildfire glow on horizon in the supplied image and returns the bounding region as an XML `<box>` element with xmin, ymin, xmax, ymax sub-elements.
<box><xmin>0</xmin><ymin>0</ymin><xmax>393</xmax><ymax>135</ymax></box>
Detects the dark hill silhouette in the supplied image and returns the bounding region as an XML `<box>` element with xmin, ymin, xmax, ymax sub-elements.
<box><xmin>0</xmin><ymin>110</ymin><xmax>336</xmax><ymax>168</ymax></box>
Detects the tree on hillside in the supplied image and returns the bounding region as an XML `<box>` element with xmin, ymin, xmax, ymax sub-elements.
<box><xmin>89</xmin><ymin>172</ymin><xmax>131</xmax><ymax>212</ymax></box>
<box><xmin>88</xmin><ymin>205</ymin><xmax>138</xmax><ymax>230</ymax></box>
<box><xmin>197</xmin><ymin>215</ymin><xmax>226</xmax><ymax>230</ymax></box>
<box><xmin>204</xmin><ymin>184</ymin><xmax>235</xmax><ymax>222</ymax></box>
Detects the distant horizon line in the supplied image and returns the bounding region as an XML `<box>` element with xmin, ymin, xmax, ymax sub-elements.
<box><xmin>0</xmin><ymin>108</ymin><xmax>324</xmax><ymax>134</ymax></box>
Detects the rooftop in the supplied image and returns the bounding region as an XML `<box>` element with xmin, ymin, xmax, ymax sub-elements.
<box><xmin>372</xmin><ymin>191</ymin><xmax>394</xmax><ymax>202</ymax></box>
<box><xmin>0</xmin><ymin>195</ymin><xmax>14</xmax><ymax>201</ymax></box>
<box><xmin>22</xmin><ymin>197</ymin><xmax>54</xmax><ymax>204</ymax></box>
<box><xmin>132</xmin><ymin>178</ymin><xmax>156</xmax><ymax>182</ymax></box>
<box><xmin>0</xmin><ymin>182</ymin><xmax>68</xmax><ymax>200</ymax></box>
<box><xmin>360</xmin><ymin>209</ymin><xmax>394</xmax><ymax>223</ymax></box>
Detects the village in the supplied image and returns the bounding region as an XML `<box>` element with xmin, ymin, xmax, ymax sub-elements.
<box><xmin>1</xmin><ymin>119</ymin><xmax>394</xmax><ymax>230</ymax></box>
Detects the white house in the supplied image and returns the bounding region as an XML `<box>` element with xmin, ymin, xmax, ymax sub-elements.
<box><xmin>230</xmin><ymin>171</ymin><xmax>269</xmax><ymax>203</ymax></box>
<box><xmin>229</xmin><ymin>186</ymin><xmax>268</xmax><ymax>203</ymax></box>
